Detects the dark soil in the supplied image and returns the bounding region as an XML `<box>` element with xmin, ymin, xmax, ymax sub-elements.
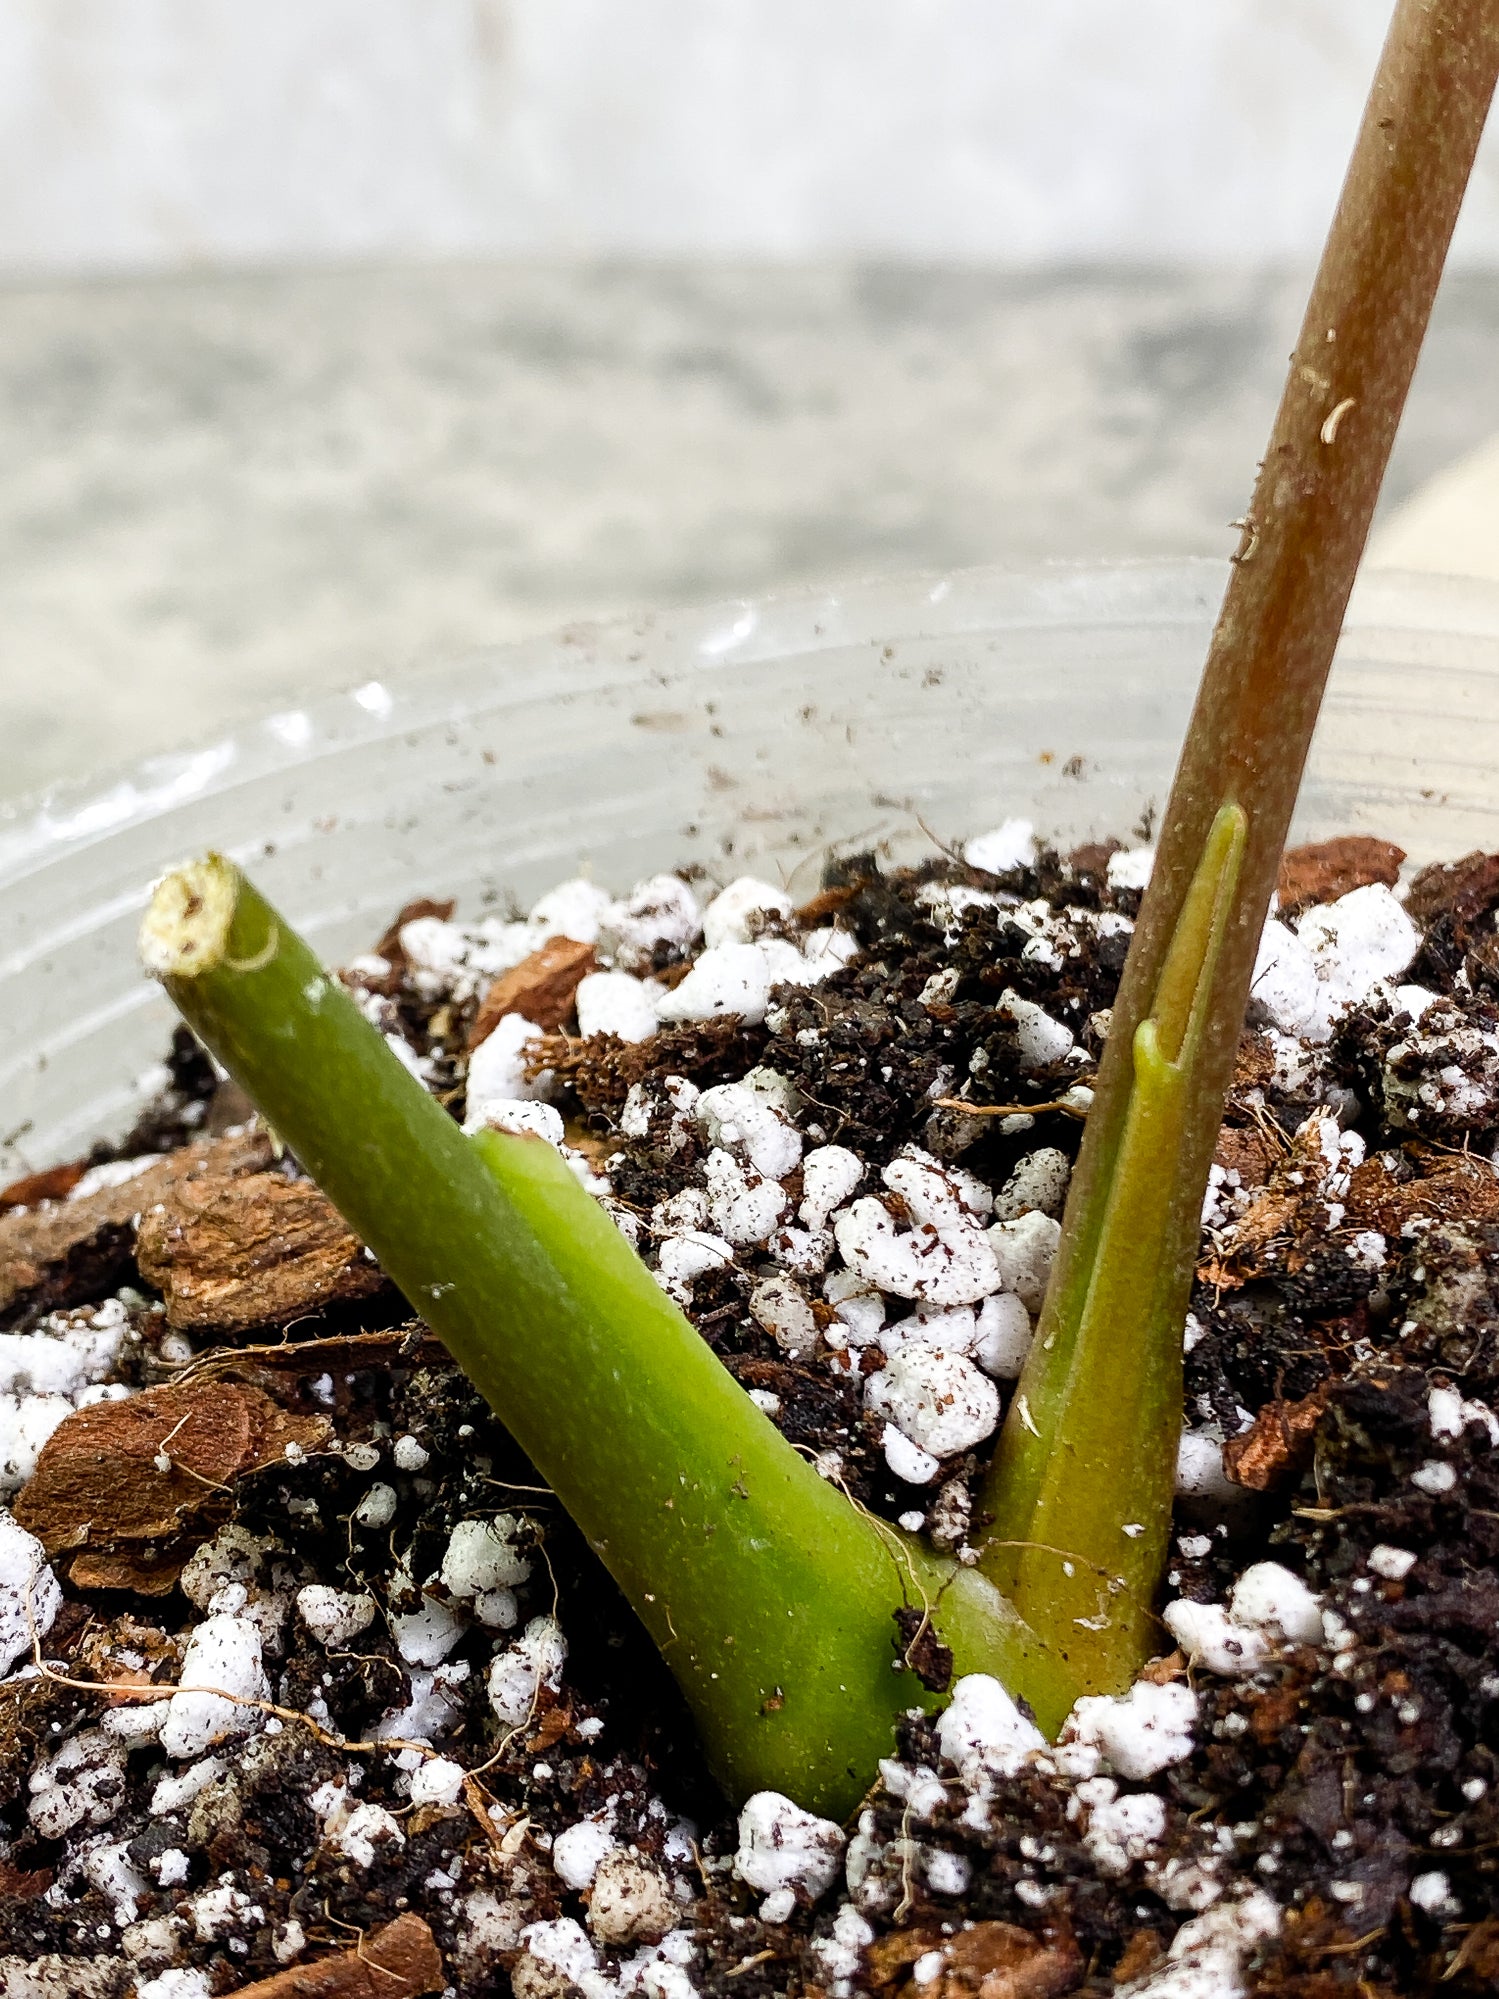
<box><xmin>6</xmin><ymin>833</ymin><xmax>1499</xmax><ymax>1996</ymax></box>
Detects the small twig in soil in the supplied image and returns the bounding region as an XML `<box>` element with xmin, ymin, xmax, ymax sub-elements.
<box><xmin>932</xmin><ymin>1095</ymin><xmax>1091</xmax><ymax>1120</ymax></box>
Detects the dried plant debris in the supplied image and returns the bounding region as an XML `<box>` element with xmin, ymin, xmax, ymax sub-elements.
<box><xmin>12</xmin><ymin>827</ymin><xmax>1499</xmax><ymax>1993</ymax></box>
<box><xmin>135</xmin><ymin>1171</ymin><xmax>388</xmax><ymax>1335</ymax></box>
<box><xmin>1276</xmin><ymin>835</ymin><xmax>1407</xmax><ymax>917</ymax></box>
<box><xmin>0</xmin><ymin>1130</ymin><xmax>273</xmax><ymax>1326</ymax></box>
<box><xmin>15</xmin><ymin>1380</ymin><xmax>331</xmax><ymax>1591</ymax></box>
<box><xmin>471</xmin><ymin>936</ymin><xmax>599</xmax><ymax>1047</ymax></box>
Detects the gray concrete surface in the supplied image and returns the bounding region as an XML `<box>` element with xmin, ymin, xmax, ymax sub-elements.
<box><xmin>5</xmin><ymin>262</ymin><xmax>1499</xmax><ymax>805</ymax></box>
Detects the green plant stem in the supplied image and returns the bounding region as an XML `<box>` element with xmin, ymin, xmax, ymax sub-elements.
<box><xmin>982</xmin><ymin>805</ymin><xmax>1244</xmax><ymax>1680</ymax></box>
<box><xmin>977</xmin><ymin>0</ymin><xmax>1499</xmax><ymax>1694</ymax></box>
<box><xmin>141</xmin><ymin>856</ymin><xmax>1070</xmax><ymax>1815</ymax></box>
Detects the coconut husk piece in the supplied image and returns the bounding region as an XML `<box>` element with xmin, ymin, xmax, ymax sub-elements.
<box><xmin>135</xmin><ymin>1167</ymin><xmax>387</xmax><ymax>1334</ymax></box>
<box><xmin>13</xmin><ymin>1378</ymin><xmax>329</xmax><ymax>1592</ymax></box>
<box><xmin>0</xmin><ymin>1128</ymin><xmax>272</xmax><ymax>1324</ymax></box>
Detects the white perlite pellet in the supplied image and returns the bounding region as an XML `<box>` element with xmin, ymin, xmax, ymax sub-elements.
<box><xmin>1162</xmin><ymin>1602</ymin><xmax>1270</xmax><ymax>1678</ymax></box>
<box><xmin>1077</xmin><ymin>1778</ymin><xmax>1167</xmax><ymax>1877</ymax></box>
<box><xmin>515</xmin><ymin>1917</ymin><xmax>596</xmax><ymax>1997</ymax></box>
<box><xmin>749</xmin><ymin>1274</ymin><xmax>819</xmax><ymax>1358</ymax></box>
<box><xmin>441</xmin><ymin>1516</ymin><xmax>532</xmax><ymax>1596</ymax></box>
<box><xmin>392</xmin><ymin>1592</ymin><xmax>467</xmax><ymax>1668</ymax></box>
<box><xmin>575</xmin><ymin>971</ymin><xmax>660</xmax><ymax>1043</ymax></box>
<box><xmin>1297</xmin><ymin>883</ymin><xmax>1420</xmax><ymax>1014</ymax></box>
<box><xmin>881</xmin><ymin>1424</ymin><xmax>941</xmax><ymax>1486</ymax></box>
<box><xmin>998</xmin><ymin>988</ymin><xmax>1075</xmax><ymax>1070</ymax></box>
<box><xmin>1368</xmin><ymin>1544</ymin><xmax>1417</xmax><ymax>1582</ymax></box>
<box><xmin>408</xmin><ymin>1756</ymin><xmax>467</xmax><ymax>1808</ymax></box>
<box><xmin>799</xmin><ymin>1146</ymin><xmax>864</xmax><ymax>1229</ymax></box>
<box><xmin>703</xmin><ymin>1149</ymin><xmax>788</xmax><ymax>1245</ymax></box>
<box><xmin>696</xmin><ymin>1081</ymin><xmax>803</xmax><ymax>1179</ymax></box>
<box><xmin>296</xmin><ymin>1585</ymin><xmax>377</xmax><ymax>1648</ymax></box>
<box><xmin>28</xmin><ymin>1729</ymin><xmax>128</xmax><ymax>1839</ymax></box>
<box><xmin>354</xmin><ymin>1481</ymin><xmax>399</xmax><ymax>1528</ymax></box>
<box><xmin>1062</xmin><ymin>1681</ymin><xmax>1199</xmax><ymax>1781</ymax></box>
<box><xmin>936</xmin><ymin>1674</ymin><xmax>1046</xmax><ymax>1794</ymax></box>
<box><xmin>986</xmin><ymin>1212</ymin><xmax>1060</xmax><ymax>1314</ymax></box>
<box><xmin>467</xmin><ymin>1012</ymin><xmax>554</xmax><ymax>1115</ymax></box>
<box><xmin>0</xmin><ymin>1509</ymin><xmax>61</xmax><ymax>1675</ymax></box>
<box><xmin>702</xmin><ymin>877</ymin><xmax>794</xmax><ymax>949</ymax></box>
<box><xmin>734</xmin><ymin>1792</ymin><xmax>845</xmax><ymax>1910</ymax></box>
<box><xmin>865</xmin><ymin>1348</ymin><xmax>1000</xmax><ymax>1458</ymax></box>
<box><xmin>333</xmin><ymin>1802</ymin><xmax>406</xmax><ymax>1868</ymax></box>
<box><xmin>598</xmin><ymin>874</ymin><xmax>701</xmax><ymax>971</ymax></box>
<box><xmin>489</xmin><ymin>1616</ymin><xmax>568</xmax><ymax>1727</ymax></box>
<box><xmin>836</xmin><ymin>1150</ymin><xmax>1000</xmax><ymax>1307</ymax></box>
<box><xmin>1107</xmin><ymin>847</ymin><xmax>1155</xmax><ymax>891</ymax></box>
<box><xmin>991</xmin><ymin>1147</ymin><xmax>1070</xmax><ymax>1221</ymax></box>
<box><xmin>138</xmin><ymin>1972</ymin><xmax>214</xmax><ymax>1999</ymax></box>
<box><xmin>159</xmin><ymin>1614</ymin><xmax>269</xmax><ymax>1758</ymax></box>
<box><xmin>551</xmin><ymin>1818</ymin><xmax>619</xmax><ymax>1892</ymax></box>
<box><xmin>1413</xmin><ymin>1459</ymin><xmax>1457</xmax><ymax>1495</ymax></box>
<box><xmin>1227</xmin><ymin>1562</ymin><xmax>1324</xmax><ymax>1646</ymax></box>
<box><xmin>962</xmin><ymin>819</ymin><xmax>1036</xmax><ymax>874</ymax></box>
<box><xmin>1116</xmin><ymin>1890</ymin><xmax>1279</xmax><ymax>1998</ymax></box>
<box><xmin>150</xmin><ymin>1756</ymin><xmax>226</xmax><ymax>1817</ymax></box>
<box><xmin>528</xmin><ymin>878</ymin><xmax>617</xmax><ymax>944</ymax></box>
<box><xmin>656</xmin><ymin>940</ymin><xmax>805</xmax><ymax>1027</ymax></box>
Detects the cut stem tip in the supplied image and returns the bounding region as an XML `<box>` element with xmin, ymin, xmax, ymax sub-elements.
<box><xmin>140</xmin><ymin>855</ymin><xmax>240</xmax><ymax>980</ymax></box>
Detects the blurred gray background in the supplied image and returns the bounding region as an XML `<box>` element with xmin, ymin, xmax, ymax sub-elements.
<box><xmin>4</xmin><ymin>1</ymin><xmax>1499</xmax><ymax>802</ymax></box>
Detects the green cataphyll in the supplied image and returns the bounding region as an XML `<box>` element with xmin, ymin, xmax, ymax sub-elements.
<box><xmin>137</xmin><ymin>0</ymin><xmax>1499</xmax><ymax>1819</ymax></box>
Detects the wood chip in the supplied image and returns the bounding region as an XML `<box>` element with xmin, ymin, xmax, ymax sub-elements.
<box><xmin>1229</xmin><ymin>1029</ymin><xmax>1276</xmax><ymax>1104</ymax></box>
<box><xmin>0</xmin><ymin>1129</ymin><xmax>273</xmax><ymax>1325</ymax></box>
<box><xmin>0</xmin><ymin>1161</ymin><xmax>89</xmax><ymax>1212</ymax></box>
<box><xmin>942</xmin><ymin>1923</ymin><xmax>1080</xmax><ymax>1999</ymax></box>
<box><xmin>374</xmin><ymin>898</ymin><xmax>456</xmax><ymax>966</ymax></box>
<box><xmin>1067</xmin><ymin>839</ymin><xmax>1123</xmax><ymax>879</ymax></box>
<box><xmin>1197</xmin><ymin>1187</ymin><xmax>1300</xmax><ymax>1291</ymax></box>
<box><xmin>1345</xmin><ymin>1148</ymin><xmax>1499</xmax><ymax>1237</ymax></box>
<box><xmin>1109</xmin><ymin>1932</ymin><xmax>1163</xmax><ymax>1985</ymax></box>
<box><xmin>1276</xmin><ymin>835</ymin><xmax>1405</xmax><ymax>916</ymax></box>
<box><xmin>869</xmin><ymin>1922</ymin><xmax>1081</xmax><ymax>1999</ymax></box>
<box><xmin>1404</xmin><ymin>848</ymin><xmax>1499</xmax><ymax>930</ymax></box>
<box><xmin>136</xmin><ymin>1170</ymin><xmax>386</xmax><ymax>1334</ymax></box>
<box><xmin>1212</xmin><ymin>1124</ymin><xmax>1276</xmax><ymax>1189</ymax></box>
<box><xmin>14</xmin><ymin>1379</ymin><xmax>330</xmax><ymax>1591</ymax></box>
<box><xmin>1223</xmin><ymin>1386</ymin><xmax>1329</xmax><ymax>1491</ymax></box>
<box><xmin>218</xmin><ymin>1916</ymin><xmax>444</xmax><ymax>1999</ymax></box>
<box><xmin>1139</xmin><ymin>1648</ymin><xmax>1188</xmax><ymax>1685</ymax></box>
<box><xmin>470</xmin><ymin>935</ymin><xmax>598</xmax><ymax>1048</ymax></box>
<box><xmin>0</xmin><ymin>1859</ymin><xmax>52</xmax><ymax>1901</ymax></box>
<box><xmin>792</xmin><ymin>884</ymin><xmax>861</xmax><ymax>924</ymax></box>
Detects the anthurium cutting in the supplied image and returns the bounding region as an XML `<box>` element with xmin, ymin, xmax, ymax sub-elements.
<box><xmin>140</xmin><ymin>0</ymin><xmax>1499</xmax><ymax>1817</ymax></box>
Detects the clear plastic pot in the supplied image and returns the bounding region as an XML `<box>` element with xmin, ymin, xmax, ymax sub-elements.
<box><xmin>5</xmin><ymin>556</ymin><xmax>1499</xmax><ymax>1177</ymax></box>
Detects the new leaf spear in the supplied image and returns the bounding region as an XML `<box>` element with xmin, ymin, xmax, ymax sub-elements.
<box><xmin>977</xmin><ymin>0</ymin><xmax>1499</xmax><ymax>1686</ymax></box>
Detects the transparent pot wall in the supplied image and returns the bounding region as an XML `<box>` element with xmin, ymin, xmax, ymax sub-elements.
<box><xmin>5</xmin><ymin>558</ymin><xmax>1499</xmax><ymax>1176</ymax></box>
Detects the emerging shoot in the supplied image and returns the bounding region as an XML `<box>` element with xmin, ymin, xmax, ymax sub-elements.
<box><xmin>981</xmin><ymin>804</ymin><xmax>1245</xmax><ymax>1684</ymax></box>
